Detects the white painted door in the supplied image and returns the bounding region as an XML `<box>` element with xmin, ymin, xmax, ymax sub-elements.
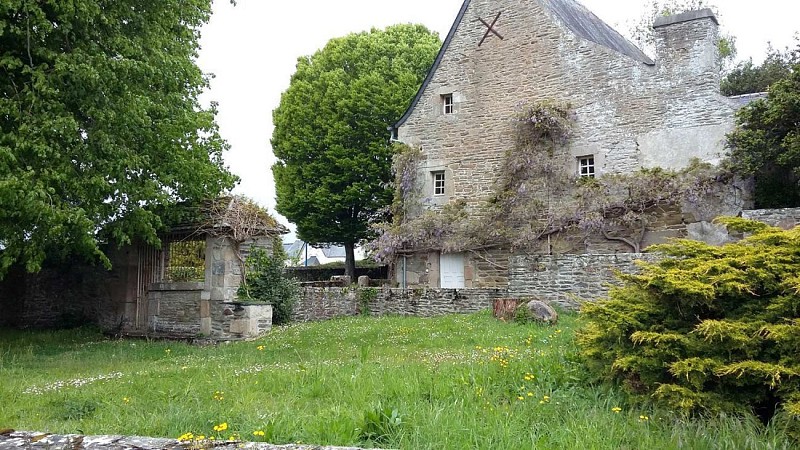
<box><xmin>440</xmin><ymin>253</ymin><xmax>465</xmax><ymax>289</ymax></box>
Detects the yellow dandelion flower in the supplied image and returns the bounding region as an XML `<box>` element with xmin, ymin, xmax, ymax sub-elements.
<box><xmin>612</xmin><ymin>407</ymin><xmax>622</xmax><ymax>413</ymax></box>
<box><xmin>517</xmin><ymin>396</ymin><xmax>524</xmax><ymax>401</ymax></box>
<box><xmin>639</xmin><ymin>415</ymin><xmax>649</xmax><ymax>421</ymax></box>
<box><xmin>257</xmin><ymin>345</ymin><xmax>265</xmax><ymax>351</ymax></box>
<box><xmin>177</xmin><ymin>432</ymin><xmax>194</xmax><ymax>442</ymax></box>
<box><xmin>253</xmin><ymin>430</ymin><xmax>265</xmax><ymax>437</ymax></box>
<box><xmin>527</xmin><ymin>392</ymin><xmax>534</xmax><ymax>397</ymax></box>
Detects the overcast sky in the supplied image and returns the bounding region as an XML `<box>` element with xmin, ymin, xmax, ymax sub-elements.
<box><xmin>196</xmin><ymin>0</ymin><xmax>799</xmax><ymax>240</ymax></box>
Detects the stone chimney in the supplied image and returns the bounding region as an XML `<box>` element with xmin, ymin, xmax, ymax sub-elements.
<box><xmin>653</xmin><ymin>9</ymin><xmax>720</xmax><ymax>89</ymax></box>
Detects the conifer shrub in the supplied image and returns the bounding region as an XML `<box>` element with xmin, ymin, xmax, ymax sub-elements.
<box><xmin>579</xmin><ymin>218</ymin><xmax>800</xmax><ymax>432</ymax></box>
<box><xmin>238</xmin><ymin>248</ymin><xmax>299</xmax><ymax>325</ymax></box>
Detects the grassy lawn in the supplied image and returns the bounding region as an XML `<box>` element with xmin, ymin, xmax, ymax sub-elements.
<box><xmin>0</xmin><ymin>311</ymin><xmax>793</xmax><ymax>449</ymax></box>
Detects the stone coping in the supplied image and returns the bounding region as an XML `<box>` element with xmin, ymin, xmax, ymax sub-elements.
<box><xmin>0</xmin><ymin>431</ymin><xmax>372</xmax><ymax>450</ymax></box>
<box><xmin>149</xmin><ymin>281</ymin><xmax>205</xmax><ymax>291</ymax></box>
<box><xmin>653</xmin><ymin>8</ymin><xmax>717</xmax><ymax>28</ymax></box>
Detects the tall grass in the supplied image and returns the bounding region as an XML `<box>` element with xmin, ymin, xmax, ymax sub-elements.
<box><xmin>0</xmin><ymin>312</ymin><xmax>793</xmax><ymax>449</ymax></box>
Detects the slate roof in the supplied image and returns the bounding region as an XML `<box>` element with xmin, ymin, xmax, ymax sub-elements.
<box><xmin>302</xmin><ymin>256</ymin><xmax>320</xmax><ymax>267</ymax></box>
<box><xmin>282</xmin><ymin>240</ymin><xmax>347</xmax><ymax>259</ymax></box>
<box><xmin>727</xmin><ymin>92</ymin><xmax>767</xmax><ymax>109</ymax></box>
<box><xmin>282</xmin><ymin>241</ymin><xmax>304</xmax><ymax>258</ymax></box>
<box><xmin>542</xmin><ymin>0</ymin><xmax>654</xmax><ymax>65</ymax></box>
<box><xmin>392</xmin><ymin>0</ymin><xmax>652</xmax><ymax>131</ymax></box>
<box><xmin>320</xmin><ymin>246</ymin><xmax>347</xmax><ymax>258</ymax></box>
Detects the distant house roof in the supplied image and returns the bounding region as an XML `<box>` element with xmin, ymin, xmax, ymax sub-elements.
<box><xmin>392</xmin><ymin>0</ymin><xmax>653</xmax><ymax>131</ymax></box>
<box><xmin>283</xmin><ymin>241</ymin><xmax>347</xmax><ymax>260</ymax></box>
<box><xmin>727</xmin><ymin>92</ymin><xmax>767</xmax><ymax>109</ymax></box>
<box><xmin>320</xmin><ymin>246</ymin><xmax>346</xmax><ymax>258</ymax></box>
<box><xmin>283</xmin><ymin>240</ymin><xmax>305</xmax><ymax>258</ymax></box>
<box><xmin>302</xmin><ymin>256</ymin><xmax>320</xmax><ymax>267</ymax></box>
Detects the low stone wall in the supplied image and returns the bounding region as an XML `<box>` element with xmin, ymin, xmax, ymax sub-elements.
<box><xmin>285</xmin><ymin>266</ymin><xmax>388</xmax><ymax>282</ymax></box>
<box><xmin>509</xmin><ymin>253</ymin><xmax>659</xmax><ymax>309</ymax></box>
<box><xmin>0</xmin><ymin>431</ymin><xmax>363</xmax><ymax>450</ymax></box>
<box><xmin>147</xmin><ymin>282</ymin><xmax>204</xmax><ymax>336</ymax></box>
<box><xmin>293</xmin><ymin>287</ymin><xmax>508</xmax><ymax>322</ymax></box>
<box><xmin>0</xmin><ymin>258</ymin><xmax>123</xmax><ymax>330</ymax></box>
<box><xmin>146</xmin><ymin>282</ymin><xmax>272</xmax><ymax>340</ymax></box>
<box><xmin>742</xmin><ymin>207</ymin><xmax>800</xmax><ymax>229</ymax></box>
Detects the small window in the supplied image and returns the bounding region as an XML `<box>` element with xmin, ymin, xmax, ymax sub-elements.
<box><xmin>442</xmin><ymin>94</ymin><xmax>454</xmax><ymax>114</ymax></box>
<box><xmin>433</xmin><ymin>171</ymin><xmax>446</xmax><ymax>196</ymax></box>
<box><xmin>578</xmin><ymin>156</ymin><xmax>595</xmax><ymax>178</ymax></box>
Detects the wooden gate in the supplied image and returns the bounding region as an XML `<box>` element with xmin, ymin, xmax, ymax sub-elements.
<box><xmin>135</xmin><ymin>245</ymin><xmax>165</xmax><ymax>331</ymax></box>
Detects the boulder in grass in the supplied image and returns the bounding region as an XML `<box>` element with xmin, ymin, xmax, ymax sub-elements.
<box><xmin>520</xmin><ymin>300</ymin><xmax>558</xmax><ymax>324</ymax></box>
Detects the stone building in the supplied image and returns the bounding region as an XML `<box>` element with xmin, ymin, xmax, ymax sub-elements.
<box><xmin>389</xmin><ymin>0</ymin><xmax>751</xmax><ymax>289</ymax></box>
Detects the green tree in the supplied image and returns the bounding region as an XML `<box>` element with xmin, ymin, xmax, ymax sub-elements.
<box><xmin>271</xmin><ymin>24</ymin><xmax>440</xmax><ymax>279</ymax></box>
<box><xmin>721</xmin><ymin>45</ymin><xmax>796</xmax><ymax>96</ymax></box>
<box><xmin>0</xmin><ymin>0</ymin><xmax>237</xmax><ymax>276</ymax></box>
<box><xmin>726</xmin><ymin>51</ymin><xmax>800</xmax><ymax>208</ymax></box>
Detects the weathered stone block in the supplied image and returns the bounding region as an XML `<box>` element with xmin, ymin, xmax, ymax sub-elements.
<box><xmin>200</xmin><ymin>300</ymin><xmax>210</xmax><ymax>318</ymax></box>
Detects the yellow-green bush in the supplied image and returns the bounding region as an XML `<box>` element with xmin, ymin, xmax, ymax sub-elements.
<box><xmin>579</xmin><ymin>218</ymin><xmax>800</xmax><ymax>430</ymax></box>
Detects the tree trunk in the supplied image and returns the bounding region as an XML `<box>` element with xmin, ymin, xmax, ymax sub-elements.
<box><xmin>344</xmin><ymin>241</ymin><xmax>356</xmax><ymax>282</ymax></box>
<box><xmin>493</xmin><ymin>298</ymin><xmax>521</xmax><ymax>321</ymax></box>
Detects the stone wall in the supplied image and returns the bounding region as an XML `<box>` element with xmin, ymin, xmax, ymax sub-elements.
<box><xmin>742</xmin><ymin>208</ymin><xmax>800</xmax><ymax>229</ymax></box>
<box><xmin>147</xmin><ymin>282</ymin><xmax>203</xmax><ymax>336</ymax></box>
<box><xmin>395</xmin><ymin>249</ymin><xmax>511</xmax><ymax>289</ymax></box>
<box><xmin>286</xmin><ymin>265</ymin><xmax>389</xmax><ymax>282</ymax></box>
<box><xmin>0</xmin><ymin>248</ymin><xmax>132</xmax><ymax>330</ymax></box>
<box><xmin>293</xmin><ymin>287</ymin><xmax>507</xmax><ymax>322</ymax></box>
<box><xmin>509</xmin><ymin>253</ymin><xmax>660</xmax><ymax>309</ymax></box>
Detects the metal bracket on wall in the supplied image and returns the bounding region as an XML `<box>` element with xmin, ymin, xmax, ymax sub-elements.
<box><xmin>477</xmin><ymin>12</ymin><xmax>504</xmax><ymax>46</ymax></box>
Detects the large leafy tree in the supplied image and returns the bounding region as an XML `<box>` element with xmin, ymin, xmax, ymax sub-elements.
<box><xmin>721</xmin><ymin>45</ymin><xmax>796</xmax><ymax>96</ymax></box>
<box><xmin>272</xmin><ymin>24</ymin><xmax>440</xmax><ymax>278</ymax></box>
<box><xmin>0</xmin><ymin>1</ymin><xmax>237</xmax><ymax>275</ymax></box>
<box><xmin>727</xmin><ymin>49</ymin><xmax>800</xmax><ymax>208</ymax></box>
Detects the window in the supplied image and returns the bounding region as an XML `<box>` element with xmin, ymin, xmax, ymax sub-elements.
<box><xmin>578</xmin><ymin>156</ymin><xmax>595</xmax><ymax>178</ymax></box>
<box><xmin>442</xmin><ymin>94</ymin><xmax>454</xmax><ymax>114</ymax></box>
<box><xmin>433</xmin><ymin>171</ymin><xmax>446</xmax><ymax>196</ymax></box>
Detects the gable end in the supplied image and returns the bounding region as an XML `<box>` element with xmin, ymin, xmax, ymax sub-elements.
<box><xmin>391</xmin><ymin>0</ymin><xmax>472</xmax><ymax>132</ymax></box>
